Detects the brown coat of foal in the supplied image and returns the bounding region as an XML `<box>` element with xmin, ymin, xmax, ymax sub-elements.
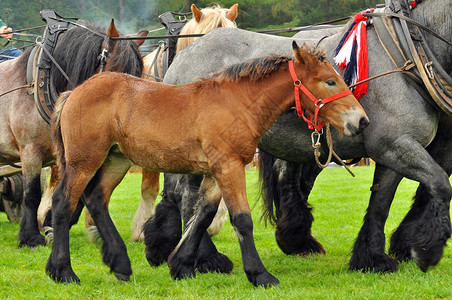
<box><xmin>47</xmin><ymin>42</ymin><xmax>368</xmax><ymax>287</ymax></box>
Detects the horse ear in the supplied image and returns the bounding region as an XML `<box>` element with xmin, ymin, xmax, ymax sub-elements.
<box><xmin>226</xmin><ymin>4</ymin><xmax>239</xmax><ymax>21</ymax></box>
<box><xmin>106</xmin><ymin>19</ymin><xmax>120</xmax><ymax>38</ymax></box>
<box><xmin>292</xmin><ymin>41</ymin><xmax>303</xmax><ymax>63</ymax></box>
<box><xmin>134</xmin><ymin>30</ymin><xmax>149</xmax><ymax>47</ymax></box>
<box><xmin>292</xmin><ymin>41</ymin><xmax>312</xmax><ymax>65</ymax></box>
<box><xmin>191</xmin><ymin>4</ymin><xmax>203</xmax><ymax>23</ymax></box>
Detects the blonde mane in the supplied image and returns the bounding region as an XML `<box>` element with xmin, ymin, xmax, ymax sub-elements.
<box><xmin>142</xmin><ymin>4</ymin><xmax>238</xmax><ymax>80</ymax></box>
<box><xmin>176</xmin><ymin>5</ymin><xmax>237</xmax><ymax>53</ymax></box>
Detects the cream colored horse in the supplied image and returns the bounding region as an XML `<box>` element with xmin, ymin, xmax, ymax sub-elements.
<box><xmin>142</xmin><ymin>4</ymin><xmax>238</xmax><ymax>81</ymax></box>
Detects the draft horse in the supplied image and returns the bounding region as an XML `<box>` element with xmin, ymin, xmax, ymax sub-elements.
<box><xmin>0</xmin><ymin>18</ymin><xmax>145</xmax><ymax>248</ymax></box>
<box><xmin>46</xmin><ymin>42</ymin><xmax>368</xmax><ymax>286</ymax></box>
<box><xmin>146</xmin><ymin>0</ymin><xmax>451</xmax><ymax>273</ymax></box>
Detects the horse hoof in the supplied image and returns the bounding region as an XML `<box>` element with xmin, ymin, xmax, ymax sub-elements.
<box><xmin>349</xmin><ymin>253</ymin><xmax>399</xmax><ymax>273</ymax></box>
<box><xmin>46</xmin><ymin>261</ymin><xmax>80</xmax><ymax>284</ymax></box>
<box><xmin>196</xmin><ymin>252</ymin><xmax>234</xmax><ymax>274</ymax></box>
<box><xmin>18</xmin><ymin>234</ymin><xmax>46</xmax><ymax>248</ymax></box>
<box><xmin>295</xmin><ymin>236</ymin><xmax>326</xmax><ymax>257</ymax></box>
<box><xmin>168</xmin><ymin>253</ymin><xmax>196</xmax><ymax>280</ymax></box>
<box><xmin>248</xmin><ymin>270</ymin><xmax>280</xmax><ymax>288</ymax></box>
<box><xmin>411</xmin><ymin>246</ymin><xmax>443</xmax><ymax>272</ymax></box>
<box><xmin>276</xmin><ymin>233</ymin><xmax>325</xmax><ymax>256</ymax></box>
<box><xmin>145</xmin><ymin>243</ymin><xmax>170</xmax><ymax>267</ymax></box>
<box><xmin>114</xmin><ymin>272</ymin><xmax>131</xmax><ymax>281</ymax></box>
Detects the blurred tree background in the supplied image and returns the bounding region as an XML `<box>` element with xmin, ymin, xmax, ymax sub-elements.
<box><xmin>1</xmin><ymin>0</ymin><xmax>381</xmax><ymax>44</ymax></box>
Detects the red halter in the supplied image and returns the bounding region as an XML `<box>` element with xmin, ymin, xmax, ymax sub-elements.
<box><xmin>288</xmin><ymin>60</ymin><xmax>353</xmax><ymax>132</ymax></box>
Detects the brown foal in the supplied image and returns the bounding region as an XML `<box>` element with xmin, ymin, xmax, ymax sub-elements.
<box><xmin>46</xmin><ymin>42</ymin><xmax>368</xmax><ymax>287</ymax></box>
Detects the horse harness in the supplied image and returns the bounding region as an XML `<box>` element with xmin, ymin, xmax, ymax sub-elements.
<box><xmin>369</xmin><ymin>0</ymin><xmax>452</xmax><ymax>115</ymax></box>
<box><xmin>23</xmin><ymin>10</ymin><xmax>77</xmax><ymax>124</ymax></box>
<box><xmin>142</xmin><ymin>12</ymin><xmax>187</xmax><ymax>81</ymax></box>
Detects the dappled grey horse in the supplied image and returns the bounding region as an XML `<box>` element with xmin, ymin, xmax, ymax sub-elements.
<box><xmin>144</xmin><ymin>0</ymin><xmax>451</xmax><ymax>274</ymax></box>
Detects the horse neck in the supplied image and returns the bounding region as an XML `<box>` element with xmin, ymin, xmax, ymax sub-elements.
<box><xmin>413</xmin><ymin>0</ymin><xmax>452</xmax><ymax>74</ymax></box>
<box><xmin>218</xmin><ymin>67</ymin><xmax>296</xmax><ymax>137</ymax></box>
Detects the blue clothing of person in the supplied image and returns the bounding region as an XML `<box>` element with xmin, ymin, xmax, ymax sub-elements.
<box><xmin>0</xmin><ymin>18</ymin><xmax>22</xmax><ymax>61</ymax></box>
<box><xmin>0</xmin><ymin>48</ymin><xmax>22</xmax><ymax>61</ymax></box>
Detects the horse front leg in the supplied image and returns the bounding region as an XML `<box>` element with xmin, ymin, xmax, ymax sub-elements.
<box><xmin>18</xmin><ymin>152</ymin><xmax>46</xmax><ymax>248</ymax></box>
<box><xmin>217</xmin><ymin>163</ymin><xmax>279</xmax><ymax>287</ymax></box>
<box><xmin>350</xmin><ymin>163</ymin><xmax>402</xmax><ymax>272</ymax></box>
<box><xmin>359</xmin><ymin>135</ymin><xmax>451</xmax><ymax>273</ymax></box>
<box><xmin>390</xmin><ymin>117</ymin><xmax>452</xmax><ymax>270</ymax></box>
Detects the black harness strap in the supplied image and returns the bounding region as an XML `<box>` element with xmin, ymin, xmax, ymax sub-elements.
<box><xmin>370</xmin><ymin>0</ymin><xmax>452</xmax><ymax>114</ymax></box>
<box><xmin>34</xmin><ymin>10</ymin><xmax>76</xmax><ymax>124</ymax></box>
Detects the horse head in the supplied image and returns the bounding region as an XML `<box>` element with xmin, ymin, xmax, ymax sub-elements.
<box><xmin>100</xmin><ymin>19</ymin><xmax>144</xmax><ymax>76</ymax></box>
<box><xmin>176</xmin><ymin>4</ymin><xmax>238</xmax><ymax>53</ymax></box>
<box><xmin>291</xmin><ymin>41</ymin><xmax>369</xmax><ymax>136</ymax></box>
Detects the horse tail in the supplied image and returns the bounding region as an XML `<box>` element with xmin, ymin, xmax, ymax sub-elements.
<box><xmin>51</xmin><ymin>91</ymin><xmax>72</xmax><ymax>173</ymax></box>
<box><xmin>258</xmin><ymin>149</ymin><xmax>280</xmax><ymax>225</ymax></box>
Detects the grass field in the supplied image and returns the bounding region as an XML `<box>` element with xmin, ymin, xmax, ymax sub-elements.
<box><xmin>1</xmin><ymin>166</ymin><xmax>451</xmax><ymax>299</ymax></box>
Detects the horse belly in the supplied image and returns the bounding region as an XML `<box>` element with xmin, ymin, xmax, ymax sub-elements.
<box><xmin>119</xmin><ymin>144</ymin><xmax>210</xmax><ymax>174</ymax></box>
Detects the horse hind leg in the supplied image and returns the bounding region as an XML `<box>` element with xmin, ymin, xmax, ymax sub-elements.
<box><xmin>130</xmin><ymin>169</ymin><xmax>159</xmax><ymax>242</ymax></box>
<box><xmin>143</xmin><ymin>190</ymin><xmax>182</xmax><ymax>266</ymax></box>
<box><xmin>84</xmin><ymin>151</ymin><xmax>131</xmax><ymax>243</ymax></box>
<box><xmin>275</xmin><ymin>161</ymin><xmax>325</xmax><ymax>256</ymax></box>
<box><xmin>46</xmin><ymin>170</ymin><xmax>87</xmax><ymax>283</ymax></box>
<box><xmin>83</xmin><ymin>153</ymin><xmax>132</xmax><ymax>280</ymax></box>
<box><xmin>175</xmin><ymin>174</ymin><xmax>232</xmax><ymax>274</ymax></box>
<box><xmin>167</xmin><ymin>175</ymin><xmax>223</xmax><ymax>280</ymax></box>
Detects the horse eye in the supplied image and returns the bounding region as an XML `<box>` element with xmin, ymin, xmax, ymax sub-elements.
<box><xmin>326</xmin><ymin>80</ymin><xmax>336</xmax><ymax>86</ymax></box>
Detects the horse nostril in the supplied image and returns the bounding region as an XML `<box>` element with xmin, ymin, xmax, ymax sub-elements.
<box><xmin>359</xmin><ymin>117</ymin><xmax>369</xmax><ymax>129</ymax></box>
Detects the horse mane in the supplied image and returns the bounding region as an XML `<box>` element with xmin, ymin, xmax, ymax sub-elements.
<box><xmin>176</xmin><ymin>5</ymin><xmax>237</xmax><ymax>53</ymax></box>
<box><xmin>50</xmin><ymin>20</ymin><xmax>143</xmax><ymax>93</ymax></box>
<box><xmin>211</xmin><ymin>44</ymin><xmax>327</xmax><ymax>82</ymax></box>
<box><xmin>15</xmin><ymin>46</ymin><xmax>33</xmax><ymax>78</ymax></box>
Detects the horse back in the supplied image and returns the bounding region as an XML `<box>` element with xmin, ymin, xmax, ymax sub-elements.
<box><xmin>59</xmin><ymin>72</ymin><xmax>225</xmax><ymax>174</ymax></box>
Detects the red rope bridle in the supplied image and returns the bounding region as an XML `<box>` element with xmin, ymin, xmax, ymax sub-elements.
<box><xmin>288</xmin><ymin>60</ymin><xmax>353</xmax><ymax>132</ymax></box>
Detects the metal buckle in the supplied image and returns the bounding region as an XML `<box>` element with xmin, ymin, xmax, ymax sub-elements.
<box><xmin>311</xmin><ymin>130</ymin><xmax>322</xmax><ymax>148</ymax></box>
<box><xmin>424</xmin><ymin>61</ymin><xmax>434</xmax><ymax>79</ymax></box>
<box><xmin>316</xmin><ymin>99</ymin><xmax>324</xmax><ymax>109</ymax></box>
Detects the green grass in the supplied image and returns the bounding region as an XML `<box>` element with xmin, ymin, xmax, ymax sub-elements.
<box><xmin>1</xmin><ymin>166</ymin><xmax>451</xmax><ymax>299</ymax></box>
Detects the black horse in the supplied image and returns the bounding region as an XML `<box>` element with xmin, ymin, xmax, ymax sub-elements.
<box><xmin>0</xmin><ymin>17</ymin><xmax>145</xmax><ymax>248</ymax></box>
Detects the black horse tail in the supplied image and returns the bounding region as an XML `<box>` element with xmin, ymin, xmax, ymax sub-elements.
<box><xmin>258</xmin><ymin>149</ymin><xmax>280</xmax><ymax>225</ymax></box>
<box><xmin>51</xmin><ymin>91</ymin><xmax>72</xmax><ymax>174</ymax></box>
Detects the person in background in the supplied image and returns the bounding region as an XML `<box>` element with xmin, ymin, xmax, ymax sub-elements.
<box><xmin>0</xmin><ymin>18</ymin><xmax>22</xmax><ymax>61</ymax></box>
